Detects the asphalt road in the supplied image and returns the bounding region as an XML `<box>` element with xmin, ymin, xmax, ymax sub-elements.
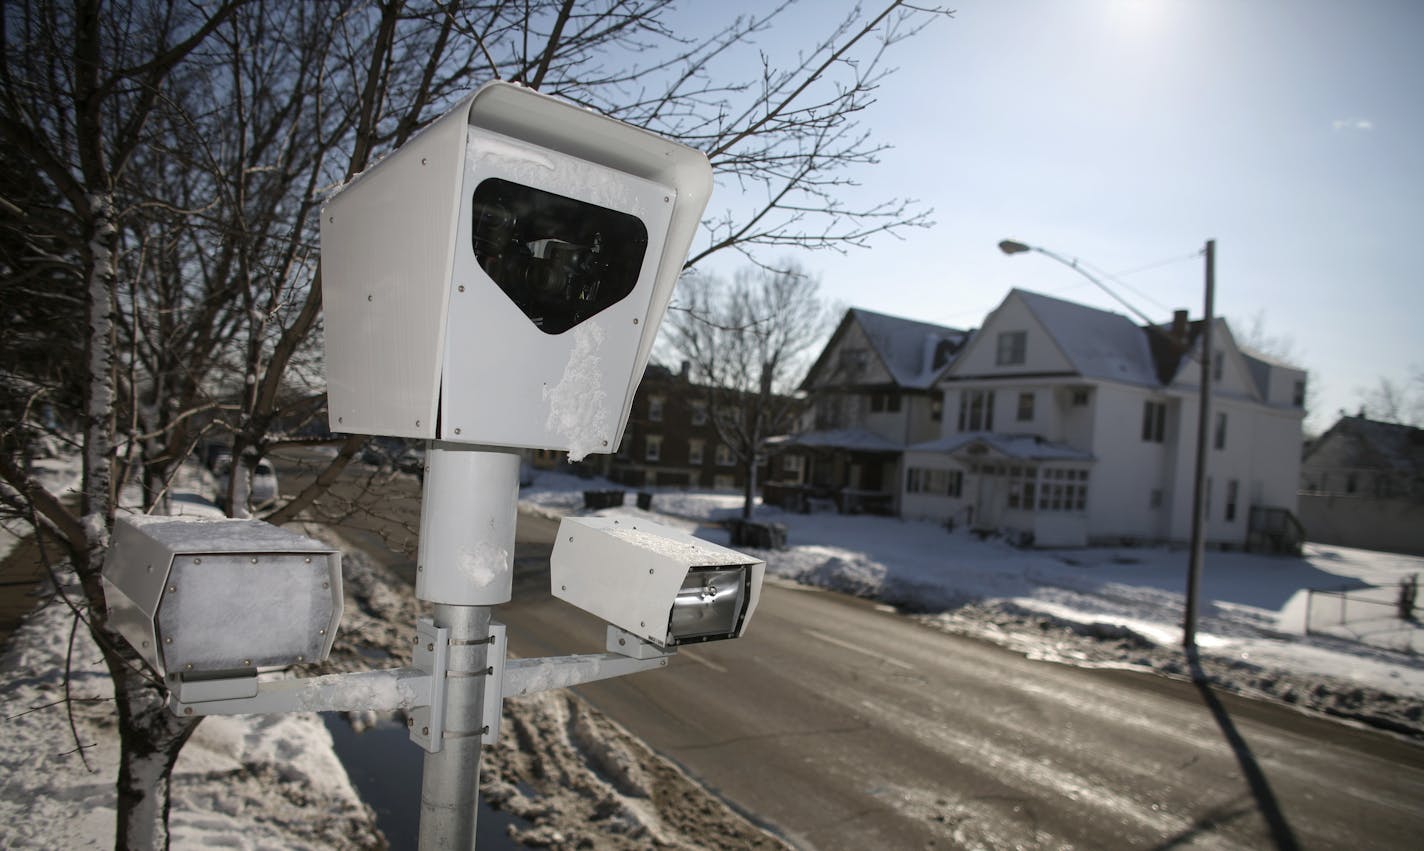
<box><xmin>270</xmin><ymin>450</ymin><xmax>1424</xmax><ymax>850</ymax></box>
<box><xmin>501</xmin><ymin>529</ymin><xmax>1424</xmax><ymax>851</ymax></box>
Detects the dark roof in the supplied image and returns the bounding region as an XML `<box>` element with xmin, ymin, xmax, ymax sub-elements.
<box><xmin>803</xmin><ymin>308</ymin><xmax>968</xmax><ymax>391</ymax></box>
<box><xmin>1306</xmin><ymin>416</ymin><xmax>1424</xmax><ymax>475</ymax></box>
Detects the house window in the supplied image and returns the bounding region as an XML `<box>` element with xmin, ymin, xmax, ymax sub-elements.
<box><xmin>996</xmin><ymin>331</ymin><xmax>1027</xmax><ymax>366</ymax></box>
<box><xmin>1292</xmin><ymin>380</ymin><xmax>1306</xmax><ymax>408</ymax></box>
<box><xmin>1225</xmin><ymin>479</ymin><xmax>1239</xmax><ymax>522</ymax></box>
<box><xmin>1142</xmin><ymin>400</ymin><xmax>1166</xmax><ymax>443</ymax></box>
<box><xmin>930</xmin><ymin>396</ymin><xmax>943</xmax><ymax>422</ymax></box>
<box><xmin>1006</xmin><ymin>467</ymin><xmax>1037</xmax><ymax>510</ymax></box>
<box><xmin>1017</xmin><ymin>392</ymin><xmax>1035</xmax><ymax>422</ymax></box>
<box><xmin>715</xmin><ymin>444</ymin><xmax>735</xmax><ymax>466</ymax></box>
<box><xmin>1037</xmin><ymin>468</ymin><xmax>1089</xmax><ymax>512</ymax></box>
<box><xmin>1213</xmin><ymin>412</ymin><xmax>1227</xmax><ymax>450</ymax></box>
<box><xmin>869</xmin><ymin>392</ymin><xmax>902</xmax><ymax>413</ymax></box>
<box><xmin>1212</xmin><ymin>350</ymin><xmax>1224</xmax><ymax>382</ymax></box>
<box><xmin>782</xmin><ymin>454</ymin><xmax>803</xmax><ymax>474</ymax></box>
<box><xmin>714</xmin><ymin>474</ymin><xmax>735</xmax><ymax>490</ymax></box>
<box><xmin>1071</xmin><ymin>388</ymin><xmax>1090</xmax><ymax>406</ymax></box>
<box><xmin>688</xmin><ymin>439</ymin><xmax>704</xmax><ymax>465</ymax></box>
<box><xmin>907</xmin><ymin>467</ymin><xmax>962</xmax><ymax>497</ymax></box>
<box><xmin>645</xmin><ymin>435</ymin><xmax>662</xmax><ymax>462</ymax></box>
<box><xmin>648</xmin><ymin>395</ymin><xmax>664</xmax><ymax>423</ymax></box>
<box><xmin>691</xmin><ymin>401</ymin><xmax>708</xmax><ymax>426</ymax></box>
<box><xmin>958</xmin><ymin>389</ymin><xmax>995</xmax><ymax>432</ymax></box>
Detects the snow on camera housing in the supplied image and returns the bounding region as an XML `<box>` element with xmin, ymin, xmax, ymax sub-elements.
<box><xmin>320</xmin><ymin>81</ymin><xmax>712</xmax><ymax>458</ymax></box>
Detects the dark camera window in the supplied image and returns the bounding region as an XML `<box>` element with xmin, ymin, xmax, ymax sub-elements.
<box><xmin>470</xmin><ymin>178</ymin><xmax>649</xmax><ymax>334</ymax></box>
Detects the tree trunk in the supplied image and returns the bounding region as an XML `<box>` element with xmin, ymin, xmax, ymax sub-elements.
<box><xmin>742</xmin><ymin>458</ymin><xmax>758</xmax><ymax>520</ymax></box>
<box><xmin>106</xmin><ymin>637</ymin><xmax>201</xmax><ymax>851</ymax></box>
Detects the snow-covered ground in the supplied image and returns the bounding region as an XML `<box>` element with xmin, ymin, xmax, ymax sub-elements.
<box><xmin>0</xmin><ymin>456</ymin><xmax>788</xmax><ymax>850</ymax></box>
<box><xmin>0</xmin><ymin>455</ymin><xmax>383</xmax><ymax>848</ymax></box>
<box><xmin>522</xmin><ymin>469</ymin><xmax>1424</xmax><ymax>735</ymax></box>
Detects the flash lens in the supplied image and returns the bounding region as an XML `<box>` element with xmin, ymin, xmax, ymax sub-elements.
<box><xmin>668</xmin><ymin>567</ymin><xmax>747</xmax><ymax>642</ymax></box>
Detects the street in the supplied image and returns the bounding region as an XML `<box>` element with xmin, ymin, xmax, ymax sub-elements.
<box><xmin>273</xmin><ymin>450</ymin><xmax>1424</xmax><ymax>850</ymax></box>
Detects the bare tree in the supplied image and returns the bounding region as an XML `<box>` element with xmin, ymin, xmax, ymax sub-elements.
<box><xmin>1358</xmin><ymin>369</ymin><xmax>1424</xmax><ymax>427</ymax></box>
<box><xmin>664</xmin><ymin>263</ymin><xmax>832</xmax><ymax>518</ymax></box>
<box><xmin>0</xmin><ymin>1</ymin><xmax>947</xmax><ymax>845</ymax></box>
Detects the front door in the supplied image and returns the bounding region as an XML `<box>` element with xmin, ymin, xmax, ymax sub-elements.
<box><xmin>976</xmin><ymin>469</ymin><xmax>1003</xmax><ymax>529</ymax></box>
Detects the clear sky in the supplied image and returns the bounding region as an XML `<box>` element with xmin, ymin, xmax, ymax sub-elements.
<box><xmin>674</xmin><ymin>0</ymin><xmax>1424</xmax><ymax>432</ymax></box>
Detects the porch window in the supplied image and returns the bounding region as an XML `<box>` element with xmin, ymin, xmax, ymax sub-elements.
<box><xmin>958</xmin><ymin>389</ymin><xmax>995</xmax><ymax>432</ymax></box>
<box><xmin>907</xmin><ymin>467</ymin><xmax>962</xmax><ymax>497</ymax></box>
<box><xmin>996</xmin><ymin>331</ymin><xmax>1027</xmax><ymax>366</ymax></box>
<box><xmin>1037</xmin><ymin>468</ymin><xmax>1088</xmax><ymax>512</ymax></box>
<box><xmin>1006</xmin><ymin>466</ymin><xmax>1038</xmax><ymax>510</ymax></box>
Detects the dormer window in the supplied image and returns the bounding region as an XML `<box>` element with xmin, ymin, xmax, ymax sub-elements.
<box><xmin>996</xmin><ymin>331</ymin><xmax>1027</xmax><ymax>366</ymax></box>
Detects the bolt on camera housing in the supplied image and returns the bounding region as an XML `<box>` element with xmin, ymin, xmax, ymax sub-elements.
<box><xmin>320</xmin><ymin>81</ymin><xmax>713</xmax><ymax>459</ymax></box>
<box><xmin>551</xmin><ymin>517</ymin><xmax>765</xmax><ymax>651</ymax></box>
<box><xmin>101</xmin><ymin>516</ymin><xmax>343</xmax><ymax>702</ymax></box>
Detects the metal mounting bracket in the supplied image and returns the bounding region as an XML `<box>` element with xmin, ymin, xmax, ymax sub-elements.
<box><xmin>408</xmin><ymin>618</ymin><xmax>450</xmax><ymax>753</ymax></box>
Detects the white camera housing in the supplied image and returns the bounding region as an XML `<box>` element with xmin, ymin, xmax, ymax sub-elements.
<box><xmin>551</xmin><ymin>517</ymin><xmax>764</xmax><ymax>649</ymax></box>
<box><xmin>320</xmin><ymin>81</ymin><xmax>713</xmax><ymax>458</ymax></box>
<box><xmin>101</xmin><ymin>516</ymin><xmax>343</xmax><ymax>680</ymax></box>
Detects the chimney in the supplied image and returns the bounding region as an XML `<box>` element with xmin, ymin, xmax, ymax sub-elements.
<box><xmin>680</xmin><ymin>360</ymin><xmax>691</xmax><ymax>379</ymax></box>
<box><xmin>1170</xmin><ymin>309</ymin><xmax>1189</xmax><ymax>345</ymax></box>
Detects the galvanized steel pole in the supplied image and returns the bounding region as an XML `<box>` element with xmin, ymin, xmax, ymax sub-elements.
<box><xmin>1184</xmin><ymin>240</ymin><xmax>1215</xmax><ymax>657</ymax></box>
<box><xmin>415</xmin><ymin>445</ymin><xmax>521</xmax><ymax>849</ymax></box>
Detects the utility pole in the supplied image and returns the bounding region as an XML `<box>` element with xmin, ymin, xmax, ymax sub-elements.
<box><xmin>1184</xmin><ymin>239</ymin><xmax>1215</xmax><ymax>659</ymax></box>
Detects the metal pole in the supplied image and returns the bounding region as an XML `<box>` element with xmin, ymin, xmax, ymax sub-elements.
<box><xmin>419</xmin><ymin>604</ymin><xmax>492</xmax><ymax>849</ymax></box>
<box><xmin>1184</xmin><ymin>240</ymin><xmax>1215</xmax><ymax>655</ymax></box>
<box><xmin>415</xmin><ymin>444</ymin><xmax>521</xmax><ymax>850</ymax></box>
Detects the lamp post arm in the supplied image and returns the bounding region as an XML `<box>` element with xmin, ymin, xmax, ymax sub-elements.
<box><xmin>1026</xmin><ymin>245</ymin><xmax>1163</xmax><ymax>330</ymax></box>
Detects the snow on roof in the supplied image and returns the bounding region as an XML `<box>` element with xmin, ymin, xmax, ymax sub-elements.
<box><xmin>909</xmin><ymin>432</ymin><xmax>1094</xmax><ymax>462</ymax></box>
<box><xmin>849</xmin><ymin>308</ymin><xmax>968</xmax><ymax>389</ymax></box>
<box><xmin>1015</xmin><ymin>290</ymin><xmax>1160</xmax><ymax>388</ymax></box>
<box><xmin>769</xmin><ymin>428</ymin><xmax>904</xmax><ymax>452</ymax></box>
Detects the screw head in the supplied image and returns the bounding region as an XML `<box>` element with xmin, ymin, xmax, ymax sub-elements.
<box><xmin>427</xmin><ymin>643</ymin><xmax>434</xmax><ymax>652</ymax></box>
<box><xmin>458</xmin><ymin>284</ymin><xmax>465</xmax><ymax>292</ymax></box>
<box><xmin>184</xmin><ymin>707</ymin><xmax>194</xmax><ymax>716</ymax></box>
<box><xmin>164</xmin><ymin>637</ymin><xmax>172</xmax><ymax>645</ymax></box>
<box><xmin>422</xmin><ymin>726</ymin><xmax>429</xmax><ymax>735</ymax></box>
<box><xmin>408</xmin><ymin>717</ymin><xmax>415</xmax><ymax>727</ymax></box>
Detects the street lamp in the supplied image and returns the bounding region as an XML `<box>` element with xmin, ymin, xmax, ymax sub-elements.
<box><xmin>998</xmin><ymin>238</ymin><xmax>1216</xmax><ymax>662</ymax></box>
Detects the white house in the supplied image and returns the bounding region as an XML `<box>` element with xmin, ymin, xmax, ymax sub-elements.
<box><xmin>900</xmin><ymin>289</ymin><xmax>1307</xmax><ymax>548</ymax></box>
<box><xmin>765</xmin><ymin>308</ymin><xmax>968</xmax><ymax>514</ymax></box>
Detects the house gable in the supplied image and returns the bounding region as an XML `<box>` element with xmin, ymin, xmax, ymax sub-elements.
<box><xmin>802</xmin><ymin>308</ymin><xmax>965</xmax><ymax>391</ymax></box>
<box><xmin>944</xmin><ymin>290</ymin><xmax>1076</xmax><ymax>379</ymax></box>
<box><xmin>1167</xmin><ymin>319</ymin><xmax>1262</xmax><ymax>402</ymax></box>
